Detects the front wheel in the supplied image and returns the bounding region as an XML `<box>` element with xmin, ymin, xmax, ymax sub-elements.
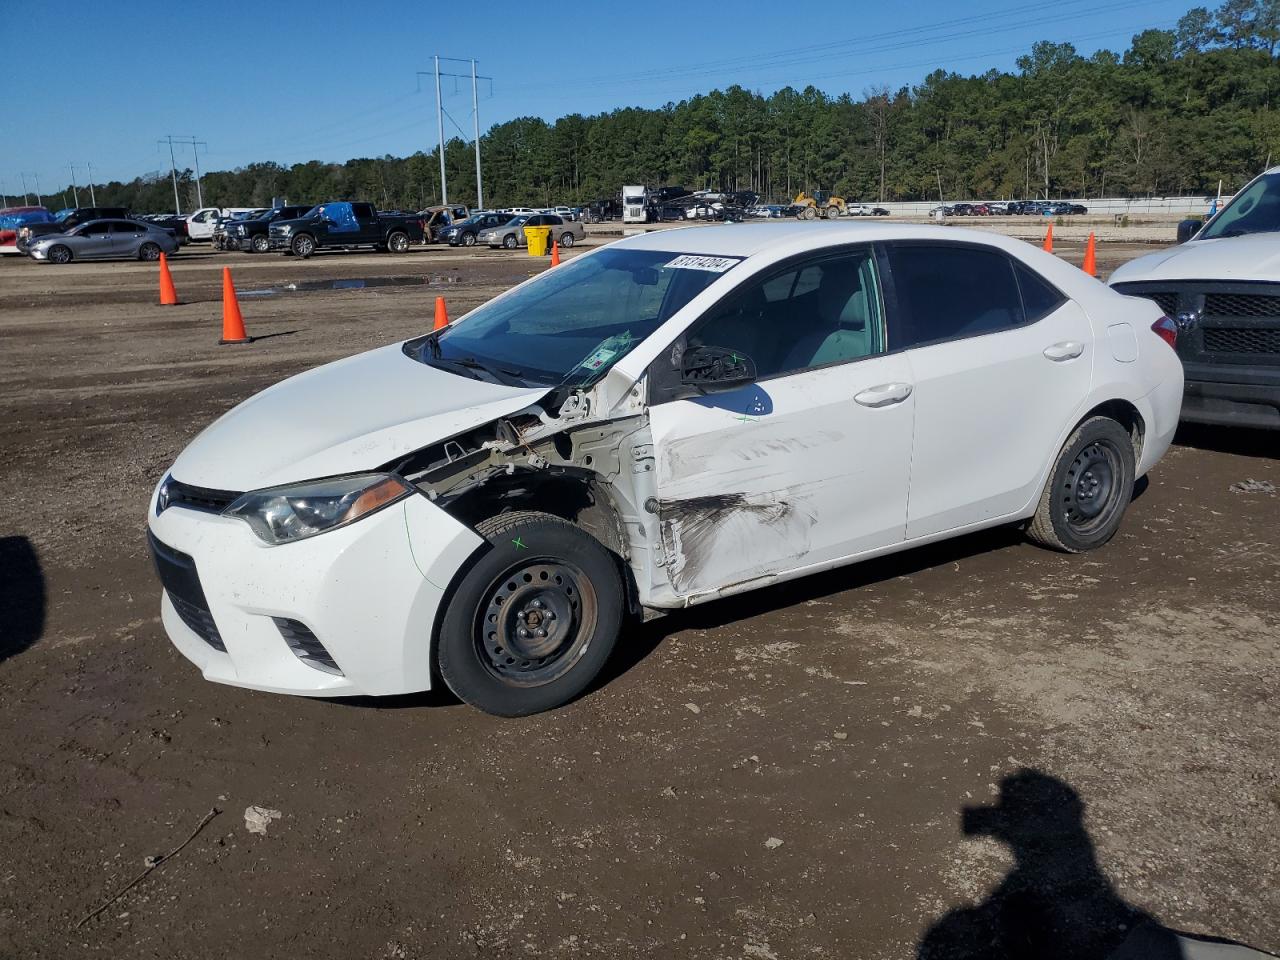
<box><xmin>290</xmin><ymin>234</ymin><xmax>315</xmax><ymax>258</ymax></box>
<box><xmin>387</xmin><ymin>230</ymin><xmax>410</xmax><ymax>253</ymax></box>
<box><xmin>138</xmin><ymin>242</ymin><xmax>162</xmax><ymax>261</ymax></box>
<box><xmin>46</xmin><ymin>244</ymin><xmax>72</xmax><ymax>264</ymax></box>
<box><xmin>1027</xmin><ymin>416</ymin><xmax>1136</xmax><ymax>553</ymax></box>
<box><xmin>502</xmin><ymin>234</ymin><xmax>518</xmax><ymax>250</ymax></box>
<box><xmin>251</xmin><ymin>235</ymin><xmax>270</xmax><ymax>253</ymax></box>
<box><xmin>461</xmin><ymin>232</ymin><xmax>476</xmax><ymax>247</ymax></box>
<box><xmin>437</xmin><ymin>511</ymin><xmax>625</xmax><ymax>717</ymax></box>
<box><xmin>559</xmin><ymin>232</ymin><xmax>576</xmax><ymax>248</ymax></box>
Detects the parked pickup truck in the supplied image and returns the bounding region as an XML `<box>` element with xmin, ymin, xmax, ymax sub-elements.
<box><xmin>268</xmin><ymin>201</ymin><xmax>426</xmax><ymax>258</ymax></box>
<box><xmin>221</xmin><ymin>205</ymin><xmax>311</xmax><ymax>253</ymax></box>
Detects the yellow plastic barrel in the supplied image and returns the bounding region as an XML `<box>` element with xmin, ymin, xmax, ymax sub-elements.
<box><xmin>523</xmin><ymin>226</ymin><xmax>551</xmax><ymax>256</ymax></box>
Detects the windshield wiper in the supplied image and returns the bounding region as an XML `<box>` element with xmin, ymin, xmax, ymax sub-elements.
<box><xmin>451</xmin><ymin>355</ymin><xmax>526</xmax><ymax>382</ymax></box>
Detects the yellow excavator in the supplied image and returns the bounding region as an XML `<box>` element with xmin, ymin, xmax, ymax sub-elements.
<box><xmin>793</xmin><ymin>190</ymin><xmax>846</xmax><ymax>220</ymax></box>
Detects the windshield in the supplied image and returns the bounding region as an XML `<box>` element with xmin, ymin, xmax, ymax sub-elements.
<box><xmin>407</xmin><ymin>248</ymin><xmax>740</xmax><ymax>387</ymax></box>
<box><xmin>1199</xmin><ymin>173</ymin><xmax>1280</xmax><ymax>240</ymax></box>
<box><xmin>624</xmin><ymin>196</ymin><xmax>644</xmax><ymax>205</ymax></box>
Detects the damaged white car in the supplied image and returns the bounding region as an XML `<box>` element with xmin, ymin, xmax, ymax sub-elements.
<box><xmin>147</xmin><ymin>224</ymin><xmax>1184</xmax><ymax>715</ymax></box>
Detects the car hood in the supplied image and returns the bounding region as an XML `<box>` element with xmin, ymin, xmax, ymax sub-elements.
<box><xmin>170</xmin><ymin>343</ymin><xmax>547</xmax><ymax>491</ymax></box>
<box><xmin>1109</xmin><ymin>233</ymin><xmax>1280</xmax><ymax>284</ymax></box>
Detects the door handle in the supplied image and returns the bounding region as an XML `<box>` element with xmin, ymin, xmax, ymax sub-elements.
<box><xmin>854</xmin><ymin>382</ymin><xmax>913</xmax><ymax>407</ymax></box>
<box><xmin>1043</xmin><ymin>341</ymin><xmax>1084</xmax><ymax>361</ymax></box>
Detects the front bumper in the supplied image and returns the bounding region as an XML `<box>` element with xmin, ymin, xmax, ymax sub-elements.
<box><xmin>1181</xmin><ymin>362</ymin><xmax>1280</xmax><ymax>429</ymax></box>
<box><xmin>268</xmin><ymin>235</ymin><xmax>291</xmax><ymax>250</ymax></box>
<box><xmin>147</xmin><ymin>488</ymin><xmax>484</xmax><ymax>697</ymax></box>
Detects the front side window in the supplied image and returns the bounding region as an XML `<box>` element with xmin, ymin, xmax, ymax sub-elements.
<box><xmin>407</xmin><ymin>249</ymin><xmax>736</xmax><ymax>387</ymax></box>
<box><xmin>81</xmin><ymin>222</ymin><xmax>112</xmax><ymax>236</ymax></box>
<box><xmin>1199</xmin><ymin>171</ymin><xmax>1280</xmax><ymax>240</ymax></box>
<box><xmin>687</xmin><ymin>249</ymin><xmax>884</xmax><ymax>379</ymax></box>
<box><xmin>885</xmin><ymin>244</ymin><xmax>1024</xmax><ymax>350</ymax></box>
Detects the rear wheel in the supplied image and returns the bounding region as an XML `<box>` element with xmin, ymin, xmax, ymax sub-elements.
<box><xmin>437</xmin><ymin>511</ymin><xmax>625</xmax><ymax>717</ymax></box>
<box><xmin>47</xmin><ymin>245</ymin><xmax>72</xmax><ymax>264</ymax></box>
<box><xmin>291</xmin><ymin>234</ymin><xmax>315</xmax><ymax>258</ymax></box>
<box><xmin>560</xmin><ymin>232</ymin><xmax>576</xmax><ymax>248</ymax></box>
<box><xmin>1027</xmin><ymin>416</ymin><xmax>1136</xmax><ymax>553</ymax></box>
<box><xmin>138</xmin><ymin>242</ymin><xmax>161</xmax><ymax>262</ymax></box>
<box><xmin>387</xmin><ymin>230</ymin><xmax>410</xmax><ymax>253</ymax></box>
<box><xmin>251</xmin><ymin>235</ymin><xmax>270</xmax><ymax>253</ymax></box>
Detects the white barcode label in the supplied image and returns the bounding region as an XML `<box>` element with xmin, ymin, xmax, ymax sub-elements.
<box><xmin>665</xmin><ymin>254</ymin><xmax>741</xmax><ymax>272</ymax></box>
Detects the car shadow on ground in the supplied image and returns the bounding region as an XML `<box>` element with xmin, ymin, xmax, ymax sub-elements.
<box><xmin>0</xmin><ymin>535</ymin><xmax>46</xmax><ymax>663</ymax></box>
<box><xmin>916</xmin><ymin>769</ymin><xmax>1274</xmax><ymax>960</ymax></box>
<box><xmin>1175</xmin><ymin>423</ymin><xmax>1278</xmax><ymax>461</ymax></box>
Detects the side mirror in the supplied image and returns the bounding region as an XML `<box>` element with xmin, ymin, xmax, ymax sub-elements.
<box><xmin>680</xmin><ymin>345</ymin><xmax>757</xmax><ymax>393</ymax></box>
<box><xmin>1176</xmin><ymin>218</ymin><xmax>1202</xmax><ymax>244</ymax></box>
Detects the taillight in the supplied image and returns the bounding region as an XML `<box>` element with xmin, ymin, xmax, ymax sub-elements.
<box><xmin>1151</xmin><ymin>315</ymin><xmax>1178</xmax><ymax>350</ymax></box>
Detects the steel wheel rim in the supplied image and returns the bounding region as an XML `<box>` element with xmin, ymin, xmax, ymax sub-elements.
<box><xmin>1062</xmin><ymin>440</ymin><xmax>1123</xmax><ymax>534</ymax></box>
<box><xmin>475</xmin><ymin>560</ymin><xmax>598</xmax><ymax>687</ymax></box>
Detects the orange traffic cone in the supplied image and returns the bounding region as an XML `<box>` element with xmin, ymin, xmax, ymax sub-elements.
<box><xmin>551</xmin><ymin>238</ymin><xmax>560</xmax><ymax>266</ymax></box>
<box><xmin>218</xmin><ymin>267</ymin><xmax>250</xmax><ymax>344</ymax></box>
<box><xmin>159</xmin><ymin>252</ymin><xmax>179</xmax><ymax>305</ymax></box>
<box><xmin>1082</xmin><ymin>232</ymin><xmax>1097</xmax><ymax>276</ymax></box>
<box><xmin>433</xmin><ymin>296</ymin><xmax>449</xmax><ymax>330</ymax></box>
<box><xmin>1042</xmin><ymin>222</ymin><xmax>1054</xmax><ymax>253</ymax></box>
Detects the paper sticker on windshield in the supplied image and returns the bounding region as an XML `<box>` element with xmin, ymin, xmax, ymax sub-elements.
<box><xmin>579</xmin><ymin>346</ymin><xmax>619</xmax><ymax>371</ymax></box>
<box><xmin>665</xmin><ymin>254</ymin><xmax>742</xmax><ymax>273</ymax></box>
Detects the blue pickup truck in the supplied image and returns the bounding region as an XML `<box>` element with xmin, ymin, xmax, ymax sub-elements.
<box><xmin>267</xmin><ymin>201</ymin><xmax>427</xmax><ymax>258</ymax></box>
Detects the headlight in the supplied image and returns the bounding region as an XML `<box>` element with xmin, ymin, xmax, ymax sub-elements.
<box><xmin>224</xmin><ymin>474</ymin><xmax>414</xmax><ymax>545</ymax></box>
<box><xmin>277</xmin><ymin>225</ymin><xmax>292</xmax><ymax>235</ymax></box>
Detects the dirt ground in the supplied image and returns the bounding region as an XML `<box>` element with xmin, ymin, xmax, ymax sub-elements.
<box><xmin>0</xmin><ymin>232</ymin><xmax>1276</xmax><ymax>960</ymax></box>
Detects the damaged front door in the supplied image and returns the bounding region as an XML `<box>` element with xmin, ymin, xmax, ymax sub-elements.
<box><xmin>645</xmin><ymin>247</ymin><xmax>915</xmax><ymax>600</ymax></box>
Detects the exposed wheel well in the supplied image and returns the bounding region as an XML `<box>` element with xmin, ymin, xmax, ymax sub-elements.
<box><xmin>1076</xmin><ymin>399</ymin><xmax>1145</xmax><ymax>460</ymax></box>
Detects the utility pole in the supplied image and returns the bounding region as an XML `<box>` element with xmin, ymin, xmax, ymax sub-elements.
<box><xmin>435</xmin><ymin>56</ymin><xmax>447</xmax><ymax>206</ymax></box>
<box><xmin>161</xmin><ymin>136</ymin><xmax>181</xmax><ymax>214</ymax></box>
<box><xmin>471</xmin><ymin>59</ymin><xmax>483</xmax><ymax>209</ymax></box>
<box><xmin>69</xmin><ymin>162</ymin><xmax>80</xmax><ymax>206</ymax></box>
<box><xmin>418</xmin><ymin>58</ymin><xmax>493</xmax><ymax>210</ymax></box>
<box><xmin>159</xmin><ymin>135</ymin><xmax>207</xmax><ymax>214</ymax></box>
<box><xmin>86</xmin><ymin>161</ymin><xmax>97</xmax><ymax>205</ymax></box>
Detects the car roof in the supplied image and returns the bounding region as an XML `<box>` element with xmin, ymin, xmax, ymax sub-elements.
<box><xmin>609</xmin><ymin>221</ymin><xmax>1034</xmax><ymax>258</ymax></box>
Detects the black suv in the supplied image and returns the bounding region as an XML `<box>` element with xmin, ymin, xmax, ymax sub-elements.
<box><xmin>224</xmin><ymin>206</ymin><xmax>312</xmax><ymax>253</ymax></box>
<box><xmin>18</xmin><ymin>206</ymin><xmax>130</xmax><ymax>252</ymax></box>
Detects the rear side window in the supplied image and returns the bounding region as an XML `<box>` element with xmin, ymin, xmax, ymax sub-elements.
<box><xmin>885</xmin><ymin>244</ymin><xmax>1023</xmax><ymax>350</ymax></box>
<box><xmin>112</xmin><ymin>221</ymin><xmax>140</xmax><ymax>233</ymax></box>
<box><xmin>352</xmin><ymin>203</ymin><xmax>375</xmax><ymax>219</ymax></box>
<box><xmin>1014</xmin><ymin>261</ymin><xmax>1067</xmax><ymax>322</ymax></box>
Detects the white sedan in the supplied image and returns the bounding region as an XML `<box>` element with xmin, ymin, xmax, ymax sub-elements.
<box><xmin>147</xmin><ymin>223</ymin><xmax>1183</xmax><ymax>715</ymax></box>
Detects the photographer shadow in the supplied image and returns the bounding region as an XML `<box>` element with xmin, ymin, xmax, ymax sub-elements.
<box><xmin>918</xmin><ymin>769</ymin><xmax>1274</xmax><ymax>960</ymax></box>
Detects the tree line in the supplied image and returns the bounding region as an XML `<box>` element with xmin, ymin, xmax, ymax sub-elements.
<box><xmin>30</xmin><ymin>0</ymin><xmax>1280</xmax><ymax>214</ymax></box>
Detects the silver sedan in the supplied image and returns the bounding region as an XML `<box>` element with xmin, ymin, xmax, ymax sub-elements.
<box><xmin>479</xmin><ymin>213</ymin><xmax>586</xmax><ymax>250</ymax></box>
<box><xmin>28</xmin><ymin>219</ymin><xmax>181</xmax><ymax>264</ymax></box>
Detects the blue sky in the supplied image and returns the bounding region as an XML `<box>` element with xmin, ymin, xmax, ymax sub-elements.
<box><xmin>1</xmin><ymin>0</ymin><xmax>1193</xmax><ymax>200</ymax></box>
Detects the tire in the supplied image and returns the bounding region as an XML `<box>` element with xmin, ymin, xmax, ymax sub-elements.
<box><xmin>387</xmin><ymin>230</ymin><xmax>410</xmax><ymax>253</ymax></box>
<box><xmin>824</xmin><ymin>206</ymin><xmax>840</xmax><ymax>219</ymax></box>
<box><xmin>47</xmin><ymin>244</ymin><xmax>72</xmax><ymax>264</ymax></box>
<box><xmin>138</xmin><ymin>242</ymin><xmax>162</xmax><ymax>262</ymax></box>
<box><xmin>559</xmin><ymin>232</ymin><xmax>576</xmax><ymax>248</ymax></box>
<box><xmin>437</xmin><ymin>510</ymin><xmax>625</xmax><ymax>717</ymax></box>
<box><xmin>502</xmin><ymin>234</ymin><xmax>518</xmax><ymax>250</ymax></box>
<box><xmin>462</xmin><ymin>232</ymin><xmax>476</xmax><ymax>247</ymax></box>
<box><xmin>251</xmin><ymin>235</ymin><xmax>270</xmax><ymax>253</ymax></box>
<box><xmin>291</xmin><ymin>234</ymin><xmax>315</xmax><ymax>258</ymax></box>
<box><xmin>1027</xmin><ymin>416</ymin><xmax>1136</xmax><ymax>554</ymax></box>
